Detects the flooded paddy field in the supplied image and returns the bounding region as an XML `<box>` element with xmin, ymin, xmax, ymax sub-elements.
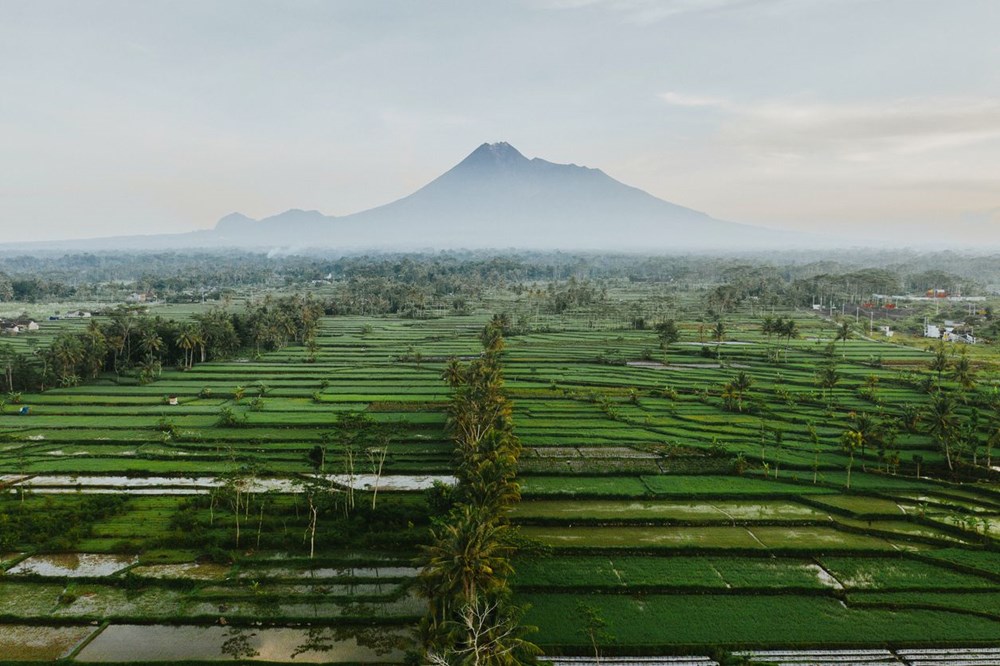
<box><xmin>7</xmin><ymin>553</ymin><xmax>136</xmax><ymax>577</ymax></box>
<box><xmin>74</xmin><ymin>624</ymin><xmax>411</xmax><ymax>662</ymax></box>
<box><xmin>11</xmin><ymin>473</ymin><xmax>455</xmax><ymax>494</ymax></box>
<box><xmin>2</xmin><ymin>310</ymin><xmax>1000</xmax><ymax>657</ymax></box>
<box><xmin>0</xmin><ymin>624</ymin><xmax>98</xmax><ymax>661</ymax></box>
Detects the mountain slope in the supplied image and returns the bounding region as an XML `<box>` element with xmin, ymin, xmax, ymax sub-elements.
<box><xmin>323</xmin><ymin>141</ymin><xmax>773</xmax><ymax>250</ymax></box>
<box><xmin>1</xmin><ymin>142</ymin><xmax>795</xmax><ymax>252</ymax></box>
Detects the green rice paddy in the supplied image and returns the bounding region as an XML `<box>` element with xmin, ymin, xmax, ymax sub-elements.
<box><xmin>2</xmin><ymin>294</ymin><xmax>1000</xmax><ymax>660</ymax></box>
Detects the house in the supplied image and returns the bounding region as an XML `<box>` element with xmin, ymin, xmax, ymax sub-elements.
<box><xmin>879</xmin><ymin>325</ymin><xmax>894</xmax><ymax>338</ymax></box>
<box><xmin>945</xmin><ymin>326</ymin><xmax>977</xmax><ymax>344</ymax></box>
<box><xmin>3</xmin><ymin>318</ymin><xmax>40</xmax><ymax>334</ymax></box>
<box><xmin>925</xmin><ymin>321</ymin><xmax>977</xmax><ymax>344</ymax></box>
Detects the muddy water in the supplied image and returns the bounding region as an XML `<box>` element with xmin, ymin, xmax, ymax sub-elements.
<box><xmin>17</xmin><ymin>475</ymin><xmax>218</xmax><ymax>488</ymax></box>
<box><xmin>8</xmin><ymin>553</ymin><xmax>136</xmax><ymax>577</ymax></box>
<box><xmin>9</xmin><ymin>488</ymin><xmax>205</xmax><ymax>495</ymax></box>
<box><xmin>75</xmin><ymin>624</ymin><xmax>410</xmax><ymax>662</ymax></box>
<box><xmin>317</xmin><ymin>474</ymin><xmax>455</xmax><ymax>491</ymax></box>
<box><xmin>15</xmin><ymin>474</ymin><xmax>455</xmax><ymax>494</ymax></box>
<box><xmin>239</xmin><ymin>565</ymin><xmax>418</xmax><ymax>580</ymax></box>
<box><xmin>805</xmin><ymin>563</ymin><xmax>844</xmax><ymax>589</ymax></box>
<box><xmin>130</xmin><ymin>562</ymin><xmax>233</xmax><ymax>580</ymax></box>
<box><xmin>0</xmin><ymin>624</ymin><xmax>97</xmax><ymax>661</ymax></box>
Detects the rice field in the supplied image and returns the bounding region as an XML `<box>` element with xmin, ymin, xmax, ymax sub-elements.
<box><xmin>2</xmin><ymin>293</ymin><xmax>1000</xmax><ymax>661</ymax></box>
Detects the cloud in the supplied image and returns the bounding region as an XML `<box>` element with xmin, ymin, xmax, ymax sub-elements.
<box><xmin>659</xmin><ymin>92</ymin><xmax>1000</xmax><ymax>161</ymax></box>
<box><xmin>658</xmin><ymin>91</ymin><xmax>731</xmax><ymax>109</ymax></box>
<box><xmin>641</xmin><ymin>91</ymin><xmax>1000</xmax><ymax>233</ymax></box>
<box><xmin>736</xmin><ymin>98</ymin><xmax>1000</xmax><ymax>165</ymax></box>
<box><xmin>533</xmin><ymin>0</ymin><xmax>844</xmax><ymax>24</ymax></box>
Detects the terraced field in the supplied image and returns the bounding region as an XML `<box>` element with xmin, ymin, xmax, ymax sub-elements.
<box><xmin>2</xmin><ymin>301</ymin><xmax>1000</xmax><ymax>662</ymax></box>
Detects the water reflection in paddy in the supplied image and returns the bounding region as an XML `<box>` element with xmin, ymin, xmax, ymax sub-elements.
<box><xmin>0</xmin><ymin>625</ymin><xmax>97</xmax><ymax>661</ymax></box>
<box><xmin>7</xmin><ymin>553</ymin><xmax>136</xmax><ymax>577</ymax></box>
<box><xmin>14</xmin><ymin>474</ymin><xmax>454</xmax><ymax>494</ymax></box>
<box><xmin>238</xmin><ymin>565</ymin><xmax>419</xmax><ymax>579</ymax></box>
<box><xmin>76</xmin><ymin>624</ymin><xmax>411</xmax><ymax>662</ymax></box>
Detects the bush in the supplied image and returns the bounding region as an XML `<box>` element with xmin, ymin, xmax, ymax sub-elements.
<box><xmin>216</xmin><ymin>406</ymin><xmax>247</xmax><ymax>428</ymax></box>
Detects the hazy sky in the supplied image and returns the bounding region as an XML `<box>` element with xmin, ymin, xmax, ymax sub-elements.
<box><xmin>2</xmin><ymin>0</ymin><xmax>999</xmax><ymax>243</ymax></box>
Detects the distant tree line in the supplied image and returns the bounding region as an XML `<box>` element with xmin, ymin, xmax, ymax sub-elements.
<box><xmin>3</xmin><ymin>249</ymin><xmax>997</xmax><ymax>306</ymax></box>
<box><xmin>0</xmin><ymin>294</ymin><xmax>322</xmax><ymax>391</ymax></box>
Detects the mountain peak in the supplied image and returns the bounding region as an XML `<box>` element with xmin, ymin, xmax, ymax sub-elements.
<box><xmin>199</xmin><ymin>141</ymin><xmax>787</xmax><ymax>251</ymax></box>
<box><xmin>214</xmin><ymin>212</ymin><xmax>257</xmax><ymax>231</ymax></box>
<box><xmin>219</xmin><ymin>212</ymin><xmax>255</xmax><ymax>223</ymax></box>
<box><xmin>458</xmin><ymin>141</ymin><xmax>528</xmax><ymax>169</ymax></box>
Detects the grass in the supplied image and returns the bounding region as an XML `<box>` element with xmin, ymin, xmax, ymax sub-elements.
<box><xmin>511</xmin><ymin>499</ymin><xmax>830</xmax><ymax>522</ymax></box>
<box><xmin>514</xmin><ymin>555</ymin><xmax>840</xmax><ymax>590</ymax></box>
<box><xmin>639</xmin><ymin>475</ymin><xmax>838</xmax><ymax>496</ymax></box>
<box><xmin>521</xmin><ymin>593</ymin><xmax>1000</xmax><ymax>648</ymax></box>
<box><xmin>848</xmin><ymin>591</ymin><xmax>1000</xmax><ymax>618</ymax></box>
<box><xmin>819</xmin><ymin>556</ymin><xmax>996</xmax><ymax>589</ymax></box>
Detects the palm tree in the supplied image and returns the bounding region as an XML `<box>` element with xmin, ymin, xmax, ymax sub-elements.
<box><xmin>139</xmin><ymin>327</ymin><xmax>163</xmax><ymax>358</ymax></box>
<box><xmin>841</xmin><ymin>429</ymin><xmax>862</xmax><ymax>489</ymax></box>
<box><xmin>986</xmin><ymin>419</ymin><xmax>999</xmax><ymax>471</ymax></box>
<box><xmin>0</xmin><ymin>343</ymin><xmax>16</xmax><ymax>392</ymax></box>
<box><xmin>779</xmin><ymin>318</ymin><xmax>799</xmax><ymax>363</ymax></box>
<box><xmin>723</xmin><ymin>371</ymin><xmax>754</xmax><ymax>413</ymax></box>
<box><xmin>929</xmin><ymin>342</ymin><xmax>949</xmax><ymax>384</ymax></box>
<box><xmin>109</xmin><ymin>307</ymin><xmax>140</xmax><ymax>369</ymax></box>
<box><xmin>951</xmin><ymin>350</ymin><xmax>974</xmax><ymax>389</ymax></box>
<box><xmin>176</xmin><ymin>327</ymin><xmax>197</xmax><ymax>369</ymax></box>
<box><xmin>850</xmin><ymin>411</ymin><xmax>877</xmax><ymax>470</ymax></box>
<box><xmin>442</xmin><ymin>358</ymin><xmax>466</xmax><ymax>388</ymax></box>
<box><xmin>418</xmin><ymin>504</ymin><xmax>514</xmax><ymax>628</ymax></box>
<box><xmin>480</xmin><ymin>322</ymin><xmax>506</xmax><ymax>356</ymax></box>
<box><xmin>463</xmin><ymin>455</ymin><xmax>521</xmax><ymax>517</ymax></box>
<box><xmin>761</xmin><ymin>316</ymin><xmax>776</xmax><ymax>343</ymax></box>
<box><xmin>900</xmin><ymin>403</ymin><xmax>922</xmax><ymax>433</ymax></box>
<box><xmin>835</xmin><ymin>321</ymin><xmax>851</xmax><ymax>356</ymax></box>
<box><xmin>712</xmin><ymin>321</ymin><xmax>726</xmax><ymax>343</ymax></box>
<box><xmin>137</xmin><ymin>357</ymin><xmax>162</xmax><ymax>385</ymax></box>
<box><xmin>81</xmin><ymin>321</ymin><xmax>109</xmax><ymax>378</ymax></box>
<box><xmin>48</xmin><ymin>334</ymin><xmax>84</xmax><ymax>386</ymax></box>
<box><xmin>817</xmin><ymin>360</ymin><xmax>839</xmax><ymax>398</ymax></box>
<box><xmin>925</xmin><ymin>391</ymin><xmax>959</xmax><ymax>471</ymax></box>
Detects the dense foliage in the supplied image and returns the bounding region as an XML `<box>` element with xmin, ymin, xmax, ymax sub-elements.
<box><xmin>419</xmin><ymin>316</ymin><xmax>538</xmax><ymax>666</ymax></box>
<box><xmin>0</xmin><ymin>295</ymin><xmax>322</xmax><ymax>390</ymax></box>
